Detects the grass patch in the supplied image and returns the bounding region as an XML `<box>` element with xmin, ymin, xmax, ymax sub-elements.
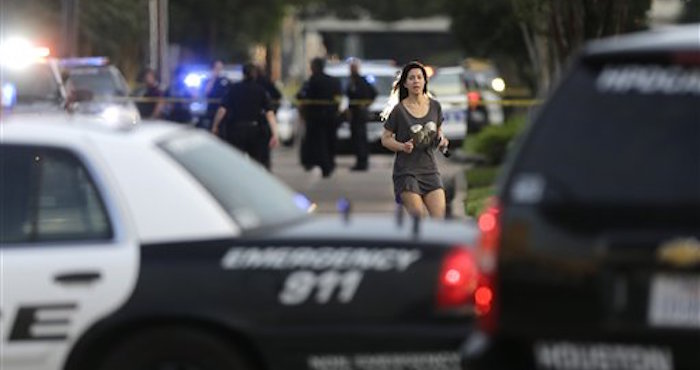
<box><xmin>466</xmin><ymin>186</ymin><xmax>495</xmax><ymax>217</ymax></box>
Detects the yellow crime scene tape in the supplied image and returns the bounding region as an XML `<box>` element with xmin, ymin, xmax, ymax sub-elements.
<box><xmin>88</xmin><ymin>96</ymin><xmax>543</xmax><ymax>107</ymax></box>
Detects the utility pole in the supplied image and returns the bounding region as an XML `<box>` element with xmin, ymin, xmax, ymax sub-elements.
<box><xmin>149</xmin><ymin>0</ymin><xmax>169</xmax><ymax>87</ymax></box>
<box><xmin>61</xmin><ymin>0</ymin><xmax>80</xmax><ymax>57</ymax></box>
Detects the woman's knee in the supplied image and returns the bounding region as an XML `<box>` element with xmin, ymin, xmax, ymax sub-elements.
<box><xmin>400</xmin><ymin>192</ymin><xmax>426</xmax><ymax>217</ymax></box>
<box><xmin>424</xmin><ymin>189</ymin><xmax>446</xmax><ymax>218</ymax></box>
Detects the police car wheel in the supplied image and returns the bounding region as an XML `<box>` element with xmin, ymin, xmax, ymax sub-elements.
<box><xmin>98</xmin><ymin>326</ymin><xmax>251</xmax><ymax>370</ymax></box>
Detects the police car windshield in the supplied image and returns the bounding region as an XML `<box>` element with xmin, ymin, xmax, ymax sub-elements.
<box><xmin>68</xmin><ymin>67</ymin><xmax>125</xmax><ymax>96</ymax></box>
<box><xmin>430</xmin><ymin>71</ymin><xmax>465</xmax><ymax>96</ymax></box>
<box><xmin>2</xmin><ymin>64</ymin><xmax>61</xmax><ymax>104</ymax></box>
<box><xmin>160</xmin><ymin>133</ymin><xmax>307</xmax><ymax>229</ymax></box>
<box><xmin>512</xmin><ymin>60</ymin><xmax>700</xmax><ymax>205</ymax></box>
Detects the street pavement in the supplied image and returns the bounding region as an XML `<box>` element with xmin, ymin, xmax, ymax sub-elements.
<box><xmin>270</xmin><ymin>145</ymin><xmax>469</xmax><ymax>218</ymax></box>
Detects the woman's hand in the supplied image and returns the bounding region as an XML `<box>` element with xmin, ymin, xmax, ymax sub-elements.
<box><xmin>438</xmin><ymin>135</ymin><xmax>449</xmax><ymax>149</ymax></box>
<box><xmin>403</xmin><ymin>139</ymin><xmax>414</xmax><ymax>153</ymax></box>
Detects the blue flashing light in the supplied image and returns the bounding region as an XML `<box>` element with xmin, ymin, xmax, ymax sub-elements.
<box><xmin>189</xmin><ymin>101</ymin><xmax>206</xmax><ymax>114</ymax></box>
<box><xmin>336</xmin><ymin>197</ymin><xmax>351</xmax><ymax>213</ymax></box>
<box><xmin>2</xmin><ymin>83</ymin><xmax>16</xmax><ymax>108</ymax></box>
<box><xmin>366</xmin><ymin>74</ymin><xmax>376</xmax><ymax>84</ymax></box>
<box><xmin>59</xmin><ymin>57</ymin><xmax>109</xmax><ymax>67</ymax></box>
<box><xmin>184</xmin><ymin>72</ymin><xmax>205</xmax><ymax>88</ymax></box>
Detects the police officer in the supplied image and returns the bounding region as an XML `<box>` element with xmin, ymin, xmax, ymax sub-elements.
<box><xmin>296</xmin><ymin>57</ymin><xmax>342</xmax><ymax>178</ymax></box>
<box><xmin>134</xmin><ymin>68</ymin><xmax>164</xmax><ymax>119</ymax></box>
<box><xmin>199</xmin><ymin>60</ymin><xmax>230</xmax><ymax>130</ymax></box>
<box><xmin>346</xmin><ymin>58</ymin><xmax>377</xmax><ymax>171</ymax></box>
<box><xmin>211</xmin><ymin>63</ymin><xmax>279</xmax><ymax>166</ymax></box>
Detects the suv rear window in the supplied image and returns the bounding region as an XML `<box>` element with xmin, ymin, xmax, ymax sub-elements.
<box><xmin>510</xmin><ymin>59</ymin><xmax>700</xmax><ymax>205</ymax></box>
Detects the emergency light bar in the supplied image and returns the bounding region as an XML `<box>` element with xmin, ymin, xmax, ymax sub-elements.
<box><xmin>0</xmin><ymin>37</ymin><xmax>51</xmax><ymax>69</ymax></box>
<box><xmin>58</xmin><ymin>57</ymin><xmax>109</xmax><ymax>67</ymax></box>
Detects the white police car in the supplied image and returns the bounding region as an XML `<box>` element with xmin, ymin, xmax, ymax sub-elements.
<box><xmin>1</xmin><ymin>114</ymin><xmax>481</xmax><ymax>370</ymax></box>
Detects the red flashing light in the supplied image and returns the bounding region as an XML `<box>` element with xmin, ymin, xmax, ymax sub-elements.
<box><xmin>467</xmin><ymin>91</ymin><xmax>481</xmax><ymax>109</ymax></box>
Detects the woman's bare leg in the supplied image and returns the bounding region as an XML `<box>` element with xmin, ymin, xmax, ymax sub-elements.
<box><xmin>423</xmin><ymin>188</ymin><xmax>446</xmax><ymax>219</ymax></box>
<box><xmin>400</xmin><ymin>191</ymin><xmax>426</xmax><ymax>218</ymax></box>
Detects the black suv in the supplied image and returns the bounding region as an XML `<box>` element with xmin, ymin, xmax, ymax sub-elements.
<box><xmin>461</xmin><ymin>24</ymin><xmax>700</xmax><ymax>370</ymax></box>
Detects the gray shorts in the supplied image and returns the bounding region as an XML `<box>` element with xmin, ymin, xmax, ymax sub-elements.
<box><xmin>393</xmin><ymin>173</ymin><xmax>444</xmax><ymax>202</ymax></box>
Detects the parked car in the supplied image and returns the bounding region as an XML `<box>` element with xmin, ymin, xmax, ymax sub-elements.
<box><xmin>431</xmin><ymin>66</ymin><xmax>504</xmax><ymax>136</ymax></box>
<box><xmin>1</xmin><ymin>113</ymin><xmax>481</xmax><ymax>370</ymax></box>
<box><xmin>428</xmin><ymin>67</ymin><xmax>469</xmax><ymax>146</ymax></box>
<box><xmin>59</xmin><ymin>57</ymin><xmax>140</xmax><ymax>124</ymax></box>
<box><xmin>276</xmin><ymin>98</ymin><xmax>301</xmax><ymax>146</ymax></box>
<box><xmin>324</xmin><ymin>60</ymin><xmax>400</xmax><ymax>152</ymax></box>
<box><xmin>461</xmin><ymin>23</ymin><xmax>700</xmax><ymax>370</ymax></box>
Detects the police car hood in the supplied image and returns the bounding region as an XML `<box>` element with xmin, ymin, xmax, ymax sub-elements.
<box><xmin>251</xmin><ymin>214</ymin><xmax>478</xmax><ymax>245</ymax></box>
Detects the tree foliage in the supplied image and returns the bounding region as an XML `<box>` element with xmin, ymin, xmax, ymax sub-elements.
<box><xmin>169</xmin><ymin>0</ymin><xmax>288</xmax><ymax>63</ymax></box>
<box><xmin>80</xmin><ymin>0</ymin><xmax>148</xmax><ymax>82</ymax></box>
<box><xmin>449</xmin><ymin>0</ymin><xmax>658</xmax><ymax>93</ymax></box>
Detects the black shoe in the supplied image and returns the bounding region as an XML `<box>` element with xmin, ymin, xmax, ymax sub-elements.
<box><xmin>350</xmin><ymin>165</ymin><xmax>368</xmax><ymax>171</ymax></box>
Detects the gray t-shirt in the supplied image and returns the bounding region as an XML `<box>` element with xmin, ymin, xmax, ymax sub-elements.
<box><xmin>384</xmin><ymin>98</ymin><xmax>443</xmax><ymax>177</ymax></box>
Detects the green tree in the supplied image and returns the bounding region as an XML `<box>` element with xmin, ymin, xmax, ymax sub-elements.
<box><xmin>169</xmin><ymin>0</ymin><xmax>288</xmax><ymax>63</ymax></box>
<box><xmin>80</xmin><ymin>0</ymin><xmax>148</xmax><ymax>83</ymax></box>
<box><xmin>0</xmin><ymin>0</ymin><xmax>62</xmax><ymax>49</ymax></box>
<box><xmin>448</xmin><ymin>0</ymin><xmax>655</xmax><ymax>94</ymax></box>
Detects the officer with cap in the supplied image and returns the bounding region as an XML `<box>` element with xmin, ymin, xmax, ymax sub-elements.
<box><xmin>346</xmin><ymin>58</ymin><xmax>377</xmax><ymax>171</ymax></box>
<box><xmin>212</xmin><ymin>63</ymin><xmax>279</xmax><ymax>166</ymax></box>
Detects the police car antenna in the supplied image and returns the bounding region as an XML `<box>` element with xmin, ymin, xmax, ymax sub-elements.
<box><xmin>395</xmin><ymin>203</ymin><xmax>404</xmax><ymax>227</ymax></box>
<box><xmin>412</xmin><ymin>214</ymin><xmax>421</xmax><ymax>238</ymax></box>
<box><xmin>336</xmin><ymin>197</ymin><xmax>352</xmax><ymax>223</ymax></box>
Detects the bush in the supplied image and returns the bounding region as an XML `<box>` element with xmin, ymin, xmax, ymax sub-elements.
<box><xmin>472</xmin><ymin>115</ymin><xmax>526</xmax><ymax>164</ymax></box>
<box><xmin>465</xmin><ymin>166</ymin><xmax>500</xmax><ymax>189</ymax></box>
<box><xmin>465</xmin><ymin>186</ymin><xmax>495</xmax><ymax>217</ymax></box>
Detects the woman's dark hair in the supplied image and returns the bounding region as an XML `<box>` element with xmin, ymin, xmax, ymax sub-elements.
<box><xmin>392</xmin><ymin>61</ymin><xmax>428</xmax><ymax>101</ymax></box>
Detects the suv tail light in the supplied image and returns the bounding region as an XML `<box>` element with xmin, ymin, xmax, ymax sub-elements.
<box><xmin>475</xmin><ymin>198</ymin><xmax>501</xmax><ymax>333</ymax></box>
<box><xmin>436</xmin><ymin>246</ymin><xmax>479</xmax><ymax>310</ymax></box>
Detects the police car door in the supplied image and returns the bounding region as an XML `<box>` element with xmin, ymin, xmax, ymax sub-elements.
<box><xmin>0</xmin><ymin>144</ymin><xmax>138</xmax><ymax>370</ymax></box>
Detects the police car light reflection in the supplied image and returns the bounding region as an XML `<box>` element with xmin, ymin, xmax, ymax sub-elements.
<box><xmin>294</xmin><ymin>193</ymin><xmax>316</xmax><ymax>213</ymax></box>
<box><xmin>2</xmin><ymin>82</ymin><xmax>16</xmax><ymax>108</ymax></box>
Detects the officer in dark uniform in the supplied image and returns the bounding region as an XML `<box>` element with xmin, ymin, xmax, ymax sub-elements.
<box><xmin>346</xmin><ymin>58</ymin><xmax>378</xmax><ymax>171</ymax></box>
<box><xmin>255</xmin><ymin>64</ymin><xmax>282</xmax><ymax>170</ymax></box>
<box><xmin>296</xmin><ymin>57</ymin><xmax>342</xmax><ymax>178</ymax></box>
<box><xmin>198</xmin><ymin>60</ymin><xmax>230</xmax><ymax>130</ymax></box>
<box><xmin>134</xmin><ymin>68</ymin><xmax>164</xmax><ymax>119</ymax></box>
<box><xmin>211</xmin><ymin>63</ymin><xmax>279</xmax><ymax>166</ymax></box>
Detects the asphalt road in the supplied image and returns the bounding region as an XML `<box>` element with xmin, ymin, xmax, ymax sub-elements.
<box><xmin>270</xmin><ymin>144</ymin><xmax>468</xmax><ymax>218</ymax></box>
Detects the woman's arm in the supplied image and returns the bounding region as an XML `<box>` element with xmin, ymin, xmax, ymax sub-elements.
<box><xmin>381</xmin><ymin>129</ymin><xmax>413</xmax><ymax>153</ymax></box>
<box><xmin>437</xmin><ymin>127</ymin><xmax>449</xmax><ymax>148</ymax></box>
